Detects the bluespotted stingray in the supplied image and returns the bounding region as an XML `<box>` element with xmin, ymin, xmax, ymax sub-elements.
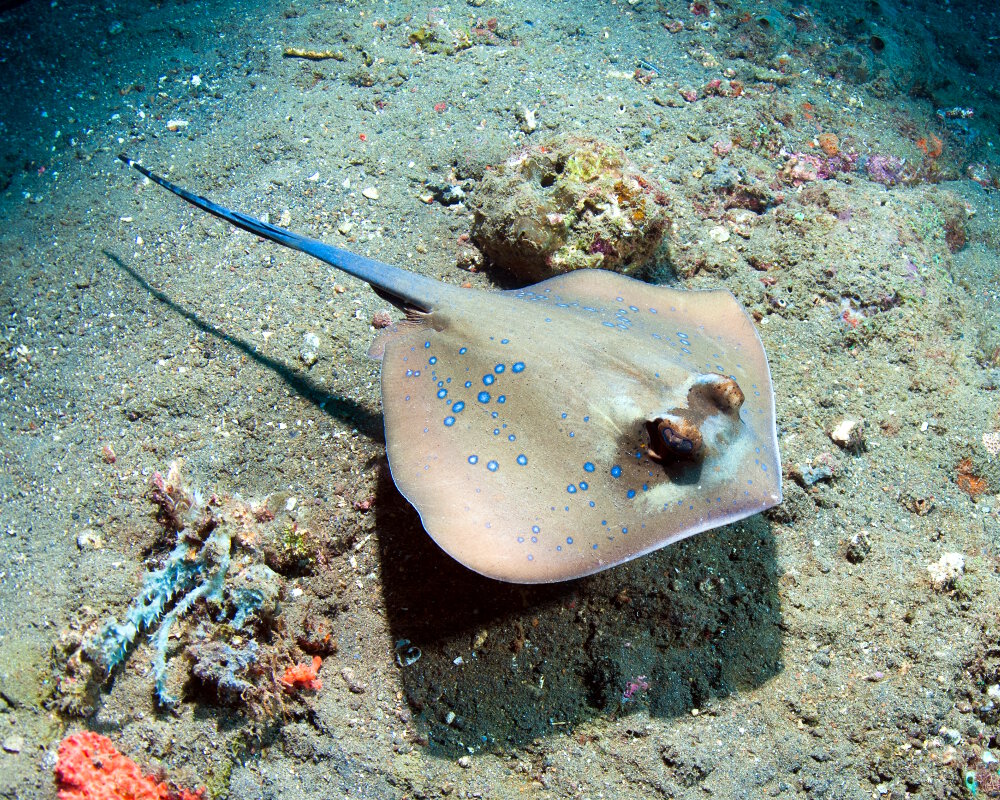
<box><xmin>119</xmin><ymin>155</ymin><xmax>781</xmax><ymax>584</ymax></box>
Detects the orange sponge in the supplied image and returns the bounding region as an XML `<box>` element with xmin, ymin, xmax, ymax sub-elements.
<box><xmin>55</xmin><ymin>731</ymin><xmax>203</xmax><ymax>800</ymax></box>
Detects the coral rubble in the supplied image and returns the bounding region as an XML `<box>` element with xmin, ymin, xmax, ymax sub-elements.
<box><xmin>471</xmin><ymin>136</ymin><xmax>670</xmax><ymax>281</ymax></box>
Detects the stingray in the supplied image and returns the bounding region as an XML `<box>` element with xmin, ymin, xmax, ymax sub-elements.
<box><xmin>118</xmin><ymin>155</ymin><xmax>782</xmax><ymax>584</ymax></box>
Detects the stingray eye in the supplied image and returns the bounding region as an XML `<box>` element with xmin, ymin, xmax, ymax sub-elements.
<box><xmin>644</xmin><ymin>414</ymin><xmax>703</xmax><ymax>463</ymax></box>
<box><xmin>691</xmin><ymin>373</ymin><xmax>744</xmax><ymax>413</ymax></box>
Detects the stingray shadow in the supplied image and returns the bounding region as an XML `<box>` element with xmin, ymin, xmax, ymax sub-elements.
<box><xmin>376</xmin><ymin>464</ymin><xmax>784</xmax><ymax>758</ymax></box>
<box><xmin>104</xmin><ymin>250</ymin><xmax>383</xmax><ymax>440</ymax></box>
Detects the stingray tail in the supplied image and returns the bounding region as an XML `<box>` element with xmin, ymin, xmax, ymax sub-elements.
<box><xmin>118</xmin><ymin>154</ymin><xmax>440</xmax><ymax>312</ymax></box>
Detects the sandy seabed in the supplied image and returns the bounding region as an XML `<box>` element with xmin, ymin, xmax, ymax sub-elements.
<box><xmin>1</xmin><ymin>0</ymin><xmax>999</xmax><ymax>798</ymax></box>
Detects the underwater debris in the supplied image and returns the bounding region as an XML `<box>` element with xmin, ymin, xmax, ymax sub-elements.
<box><xmin>60</xmin><ymin>462</ymin><xmax>299</xmax><ymax>708</ymax></box>
<box><xmin>282</xmin><ymin>47</ymin><xmax>344</xmax><ymax>61</ymax></box>
<box><xmin>471</xmin><ymin>136</ymin><xmax>670</xmax><ymax>281</ymax></box>
<box><xmin>90</xmin><ymin>467</ymin><xmax>233</xmax><ymax>706</ymax></box>
<box><xmin>54</xmin><ymin>731</ymin><xmax>203</xmax><ymax>800</ymax></box>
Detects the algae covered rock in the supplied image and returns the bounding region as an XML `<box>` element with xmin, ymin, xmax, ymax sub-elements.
<box><xmin>471</xmin><ymin>136</ymin><xmax>670</xmax><ymax>281</ymax></box>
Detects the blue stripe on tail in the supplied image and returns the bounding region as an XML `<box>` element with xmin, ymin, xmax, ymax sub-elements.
<box><xmin>118</xmin><ymin>154</ymin><xmax>442</xmax><ymax>312</ymax></box>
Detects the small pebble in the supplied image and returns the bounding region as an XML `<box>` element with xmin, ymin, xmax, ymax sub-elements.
<box><xmin>3</xmin><ymin>735</ymin><xmax>24</xmax><ymax>754</ymax></box>
<box><xmin>457</xmin><ymin>755</ymin><xmax>471</xmax><ymax>768</ymax></box>
<box><xmin>300</xmin><ymin>332</ymin><xmax>320</xmax><ymax>367</ymax></box>
<box><xmin>362</xmin><ymin>187</ymin><xmax>379</xmax><ymax>200</ymax></box>
<box><xmin>341</xmin><ymin>667</ymin><xmax>367</xmax><ymax>693</ymax></box>
<box><xmin>76</xmin><ymin>529</ymin><xmax>103</xmax><ymax>550</ymax></box>
<box><xmin>927</xmin><ymin>552</ymin><xmax>964</xmax><ymax>590</ymax></box>
<box><xmin>829</xmin><ymin>418</ymin><xmax>864</xmax><ymax>451</ymax></box>
<box><xmin>708</xmin><ymin>225</ymin><xmax>730</xmax><ymax>243</ymax></box>
<box><xmin>338</xmin><ymin>221</ymin><xmax>355</xmax><ymax>235</ymax></box>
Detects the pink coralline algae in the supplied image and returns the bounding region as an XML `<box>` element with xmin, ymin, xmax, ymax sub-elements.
<box><xmin>622</xmin><ymin>675</ymin><xmax>650</xmax><ymax>702</ymax></box>
<box><xmin>864</xmin><ymin>154</ymin><xmax>906</xmax><ymax>186</ymax></box>
<box><xmin>778</xmin><ymin>152</ymin><xmax>858</xmax><ymax>185</ymax></box>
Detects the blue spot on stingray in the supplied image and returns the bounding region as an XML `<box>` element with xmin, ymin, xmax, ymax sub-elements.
<box><xmin>583</xmin><ymin>416</ymin><xmax>590</xmax><ymax>422</ymax></box>
<box><xmin>468</xmin><ymin>455</ymin><xmax>478</xmax><ymax>465</ymax></box>
<box><xmin>459</xmin><ymin>347</ymin><xmax>467</xmax><ymax>354</ymax></box>
<box><xmin>405</xmin><ymin>395</ymin><xmax>410</xmax><ymax>401</ymax></box>
<box><xmin>602</xmin><ymin>322</ymin><xmax>615</xmax><ymax>328</ymax></box>
<box><xmin>487</xmin><ymin>460</ymin><xmax>499</xmax><ymax>472</ymax></box>
<box><xmin>444</xmin><ymin>416</ymin><xmax>455</xmax><ymax>426</ymax></box>
<box><xmin>508</xmin><ymin>434</ymin><xmax>516</xmax><ymax>442</ymax></box>
<box><xmin>483</xmin><ymin>374</ymin><xmax>495</xmax><ymax>386</ymax></box>
<box><xmin>610</xmin><ymin>465</ymin><xmax>622</xmax><ymax>478</ymax></box>
<box><xmin>622</xmin><ymin>527</ymin><xmax>628</xmax><ymax>534</ymax></box>
<box><xmin>497</xmin><ymin>395</ymin><xmax>506</xmax><ymax>403</ymax></box>
<box><xmin>517</xmin><ymin>454</ymin><xmax>528</xmax><ymax>465</ymax></box>
<box><xmin>477</xmin><ymin>391</ymin><xmax>490</xmax><ymax>403</ymax></box>
<box><xmin>493</xmin><ymin>428</ymin><xmax>500</xmax><ymax>435</ymax></box>
<box><xmin>584</xmin><ymin>462</ymin><xmax>596</xmax><ymax>472</ymax></box>
<box><xmin>561</xmin><ymin>412</ymin><xmax>568</xmax><ymax>419</ymax></box>
<box><xmin>424</xmin><ymin>341</ymin><xmax>430</xmax><ymax>348</ymax></box>
<box><xmin>501</xmin><ymin>338</ymin><xmax>509</xmax><ymax>344</ymax></box>
<box><xmin>589</xmin><ymin>500</ymin><xmax>595</xmax><ymax>507</ymax></box>
<box><xmin>566</xmin><ymin>537</ymin><xmax>573</xmax><ymax>545</ymax></box>
<box><xmin>532</xmin><ymin>525</ymin><xmax>540</xmax><ymax>534</ymax></box>
<box><xmin>492</xmin><ymin>411</ymin><xmax>499</xmax><ymax>419</ymax></box>
<box><xmin>437</xmin><ymin>389</ymin><xmax>448</xmax><ymax>399</ymax></box>
<box><xmin>517</xmin><ymin>536</ymin><xmax>524</xmax><ymax>543</ymax></box>
<box><xmin>579</xmin><ymin>482</ymin><xmax>588</xmax><ymax>491</ymax></box>
<box><xmin>429</xmin><ymin>356</ymin><xmax>437</xmax><ymax>365</ymax></box>
<box><xmin>627</xmin><ymin>489</ymin><xmax>636</xmax><ymax>498</ymax></box>
<box><xmin>512</xmin><ymin>362</ymin><xmax>525</xmax><ymax>372</ymax></box>
<box><xmin>567</xmin><ymin>485</ymin><xmax>577</xmax><ymax>494</ymax></box>
<box><xmin>494</xmin><ymin>364</ymin><xmax>505</xmax><ymax>374</ymax></box>
<box><xmin>464</xmin><ymin>380</ymin><xmax>472</xmax><ymax>388</ymax></box>
<box><xmin>452</xmin><ymin>401</ymin><xmax>466</xmax><ymax>413</ymax></box>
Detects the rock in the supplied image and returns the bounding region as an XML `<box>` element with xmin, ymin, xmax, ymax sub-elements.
<box><xmin>471</xmin><ymin>136</ymin><xmax>670</xmax><ymax>281</ymax></box>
